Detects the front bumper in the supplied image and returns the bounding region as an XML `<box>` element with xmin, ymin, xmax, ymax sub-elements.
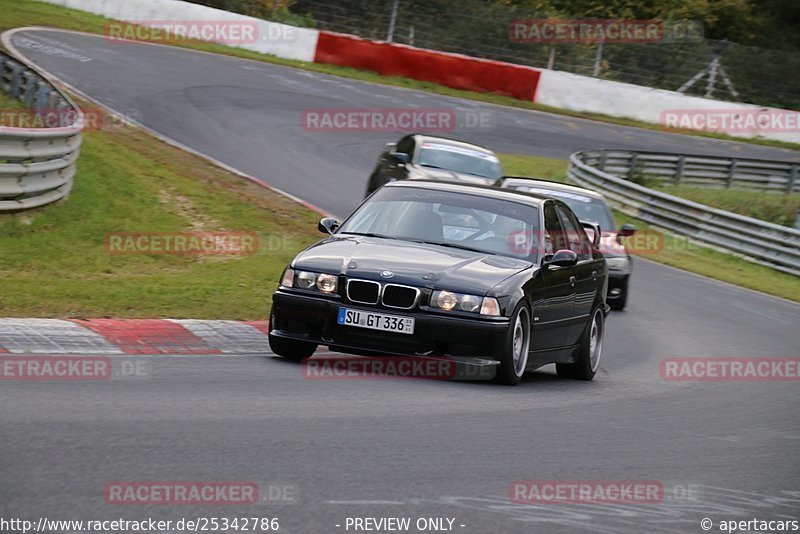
<box><xmin>607</xmin><ymin>271</ymin><xmax>629</xmax><ymax>301</ymax></box>
<box><xmin>270</xmin><ymin>290</ymin><xmax>510</xmax><ymax>358</ymax></box>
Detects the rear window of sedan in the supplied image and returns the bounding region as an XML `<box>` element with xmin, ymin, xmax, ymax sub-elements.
<box><xmin>418</xmin><ymin>143</ymin><xmax>503</xmax><ymax>180</ymax></box>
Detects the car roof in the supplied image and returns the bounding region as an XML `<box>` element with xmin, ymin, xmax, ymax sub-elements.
<box><xmin>412</xmin><ymin>135</ymin><xmax>496</xmax><ymax>155</ymax></box>
<box><xmin>385</xmin><ymin>179</ymin><xmax>551</xmax><ymax>206</ymax></box>
<box><xmin>500</xmin><ymin>177</ymin><xmax>606</xmax><ymax>200</ymax></box>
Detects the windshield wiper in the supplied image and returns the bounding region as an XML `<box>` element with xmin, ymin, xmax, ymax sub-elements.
<box><xmin>339</xmin><ymin>231</ymin><xmax>395</xmax><ymax>240</ymax></box>
<box><xmin>415</xmin><ymin>240</ymin><xmax>497</xmax><ymax>255</ymax></box>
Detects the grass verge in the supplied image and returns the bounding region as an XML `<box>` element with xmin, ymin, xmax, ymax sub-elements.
<box><xmin>496</xmin><ymin>154</ymin><xmax>800</xmax><ymax>302</ymax></box>
<box><xmin>0</xmin><ymin>104</ymin><xmax>321</xmax><ymax>319</ymax></box>
<box><xmin>650</xmin><ymin>184</ymin><xmax>799</xmax><ymax>227</ymax></box>
<box><xmin>2</xmin><ymin>0</ymin><xmax>799</xmax><ymax>151</ymax></box>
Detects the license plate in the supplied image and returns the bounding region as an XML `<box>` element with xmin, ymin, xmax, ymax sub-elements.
<box><xmin>337</xmin><ymin>307</ymin><xmax>415</xmax><ymax>335</ymax></box>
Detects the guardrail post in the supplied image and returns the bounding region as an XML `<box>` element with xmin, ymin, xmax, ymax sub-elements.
<box><xmin>674</xmin><ymin>155</ymin><xmax>685</xmax><ymax>184</ymax></box>
<box><xmin>35</xmin><ymin>82</ymin><xmax>49</xmax><ymax>114</ymax></box>
<box><xmin>788</xmin><ymin>163</ymin><xmax>798</xmax><ymax>194</ymax></box>
<box><xmin>0</xmin><ymin>56</ymin><xmax>8</xmax><ymax>91</ymax></box>
<box><xmin>9</xmin><ymin>62</ymin><xmax>23</xmax><ymax>98</ymax></box>
<box><xmin>598</xmin><ymin>150</ymin><xmax>607</xmax><ymax>171</ymax></box>
<box><xmin>726</xmin><ymin>159</ymin><xmax>737</xmax><ymax>188</ymax></box>
<box><xmin>627</xmin><ymin>153</ymin><xmax>639</xmax><ymax>182</ymax></box>
<box><xmin>23</xmin><ymin>72</ymin><xmax>38</xmax><ymax>107</ymax></box>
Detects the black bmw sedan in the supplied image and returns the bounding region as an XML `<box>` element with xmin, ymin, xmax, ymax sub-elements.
<box><xmin>269</xmin><ymin>181</ymin><xmax>609</xmax><ymax>385</ymax></box>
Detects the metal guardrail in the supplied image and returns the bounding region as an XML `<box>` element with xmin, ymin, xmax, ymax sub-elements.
<box><xmin>568</xmin><ymin>150</ymin><xmax>800</xmax><ymax>277</ymax></box>
<box><xmin>590</xmin><ymin>149</ymin><xmax>799</xmax><ymax>193</ymax></box>
<box><xmin>0</xmin><ymin>52</ymin><xmax>83</xmax><ymax>211</ymax></box>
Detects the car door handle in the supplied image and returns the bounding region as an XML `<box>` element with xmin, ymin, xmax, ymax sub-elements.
<box><xmin>570</xmin><ymin>276</ymin><xmax>576</xmax><ymax>286</ymax></box>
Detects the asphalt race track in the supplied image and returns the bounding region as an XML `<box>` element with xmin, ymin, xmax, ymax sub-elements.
<box><xmin>2</xmin><ymin>28</ymin><xmax>800</xmax><ymax>534</ymax></box>
<box><xmin>6</xmin><ymin>29</ymin><xmax>800</xmax><ymax>217</ymax></box>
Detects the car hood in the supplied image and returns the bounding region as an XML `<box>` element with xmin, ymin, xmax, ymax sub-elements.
<box><xmin>292</xmin><ymin>236</ymin><xmax>533</xmax><ymax>295</ymax></box>
<box><xmin>411</xmin><ymin>166</ymin><xmax>496</xmax><ymax>186</ymax></box>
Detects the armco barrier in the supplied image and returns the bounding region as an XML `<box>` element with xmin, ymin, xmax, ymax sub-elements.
<box><xmin>568</xmin><ymin>150</ymin><xmax>800</xmax><ymax>277</ymax></box>
<box><xmin>0</xmin><ymin>52</ymin><xmax>82</xmax><ymax>211</ymax></box>
<box><xmin>314</xmin><ymin>31</ymin><xmax>541</xmax><ymax>101</ymax></box>
<box><xmin>591</xmin><ymin>150</ymin><xmax>799</xmax><ymax>193</ymax></box>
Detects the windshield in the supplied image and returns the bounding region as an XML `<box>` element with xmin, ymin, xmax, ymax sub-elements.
<box><xmin>508</xmin><ymin>185</ymin><xmax>615</xmax><ymax>231</ymax></box>
<box><xmin>417</xmin><ymin>143</ymin><xmax>503</xmax><ymax>179</ymax></box>
<box><xmin>339</xmin><ymin>186</ymin><xmax>539</xmax><ymax>260</ymax></box>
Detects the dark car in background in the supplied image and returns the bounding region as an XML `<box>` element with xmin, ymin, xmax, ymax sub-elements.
<box><xmin>364</xmin><ymin>134</ymin><xmax>504</xmax><ymax>196</ymax></box>
<box><xmin>269</xmin><ymin>181</ymin><xmax>609</xmax><ymax>385</ymax></box>
<box><xmin>497</xmin><ymin>177</ymin><xmax>636</xmax><ymax>310</ymax></box>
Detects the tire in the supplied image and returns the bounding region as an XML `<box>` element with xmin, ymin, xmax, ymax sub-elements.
<box><xmin>608</xmin><ymin>293</ymin><xmax>627</xmax><ymax>311</ymax></box>
<box><xmin>556</xmin><ymin>306</ymin><xmax>604</xmax><ymax>381</ymax></box>
<box><xmin>494</xmin><ymin>304</ymin><xmax>531</xmax><ymax>386</ymax></box>
<box><xmin>268</xmin><ymin>333</ymin><xmax>317</xmax><ymax>362</ymax></box>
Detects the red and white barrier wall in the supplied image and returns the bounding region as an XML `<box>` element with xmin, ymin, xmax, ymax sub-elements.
<box><xmin>33</xmin><ymin>0</ymin><xmax>800</xmax><ymax>143</ymax></box>
<box><xmin>313</xmin><ymin>31</ymin><xmax>541</xmax><ymax>101</ymax></box>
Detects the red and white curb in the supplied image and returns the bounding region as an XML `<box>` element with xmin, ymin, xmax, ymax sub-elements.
<box><xmin>0</xmin><ymin>318</ymin><xmax>271</xmax><ymax>355</ymax></box>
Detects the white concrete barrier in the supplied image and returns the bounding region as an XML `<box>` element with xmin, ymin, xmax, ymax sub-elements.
<box><xmin>37</xmin><ymin>0</ymin><xmax>320</xmax><ymax>62</ymax></box>
<box><xmin>535</xmin><ymin>69</ymin><xmax>800</xmax><ymax>144</ymax></box>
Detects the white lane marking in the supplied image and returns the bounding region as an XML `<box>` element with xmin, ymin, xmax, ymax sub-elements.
<box><xmin>12</xmin><ymin>35</ymin><xmax>92</xmax><ymax>62</ymax></box>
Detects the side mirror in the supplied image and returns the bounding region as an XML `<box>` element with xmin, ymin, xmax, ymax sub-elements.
<box><xmin>318</xmin><ymin>217</ymin><xmax>340</xmax><ymax>235</ymax></box>
<box><xmin>580</xmin><ymin>220</ymin><xmax>602</xmax><ymax>248</ymax></box>
<box><xmin>618</xmin><ymin>223</ymin><xmax>637</xmax><ymax>237</ymax></box>
<box><xmin>389</xmin><ymin>152</ymin><xmax>409</xmax><ymax>164</ymax></box>
<box><xmin>544</xmin><ymin>249</ymin><xmax>578</xmax><ymax>268</ymax></box>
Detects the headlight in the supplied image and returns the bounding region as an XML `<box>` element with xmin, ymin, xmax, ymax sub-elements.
<box><xmin>434</xmin><ymin>290</ymin><xmax>459</xmax><ymax>311</ymax></box>
<box><xmin>296</xmin><ymin>271</ymin><xmax>316</xmax><ymax>288</ymax></box>
<box><xmin>460</xmin><ymin>294</ymin><xmax>482</xmax><ymax>313</ymax></box>
<box><xmin>479</xmin><ymin>297</ymin><xmax>500</xmax><ymax>316</ymax></box>
<box><xmin>431</xmin><ymin>290</ymin><xmax>495</xmax><ymax>314</ymax></box>
<box><xmin>316</xmin><ymin>273</ymin><xmax>338</xmax><ymax>293</ymax></box>
<box><xmin>288</xmin><ymin>270</ymin><xmax>338</xmax><ymax>293</ymax></box>
<box><xmin>606</xmin><ymin>257</ymin><xmax>630</xmax><ymax>271</ymax></box>
<box><xmin>280</xmin><ymin>267</ymin><xmax>295</xmax><ymax>287</ymax></box>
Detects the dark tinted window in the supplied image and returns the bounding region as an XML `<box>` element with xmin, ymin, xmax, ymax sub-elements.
<box><xmin>556</xmin><ymin>204</ymin><xmax>591</xmax><ymax>260</ymax></box>
<box><xmin>543</xmin><ymin>202</ymin><xmax>566</xmax><ymax>254</ymax></box>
